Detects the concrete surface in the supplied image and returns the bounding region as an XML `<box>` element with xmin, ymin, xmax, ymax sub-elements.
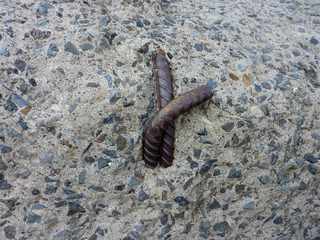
<box><xmin>0</xmin><ymin>0</ymin><xmax>320</xmax><ymax>239</ymax></box>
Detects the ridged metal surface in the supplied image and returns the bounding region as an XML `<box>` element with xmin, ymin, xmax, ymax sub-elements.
<box><xmin>143</xmin><ymin>82</ymin><xmax>214</xmax><ymax>168</ymax></box>
<box><xmin>142</xmin><ymin>48</ymin><xmax>175</xmax><ymax>168</ymax></box>
<box><xmin>153</xmin><ymin>48</ymin><xmax>175</xmax><ymax>167</ymax></box>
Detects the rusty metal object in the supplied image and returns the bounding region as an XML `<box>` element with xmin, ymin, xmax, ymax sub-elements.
<box><xmin>152</xmin><ymin>48</ymin><xmax>175</xmax><ymax>167</ymax></box>
<box><xmin>143</xmin><ymin>82</ymin><xmax>214</xmax><ymax>168</ymax></box>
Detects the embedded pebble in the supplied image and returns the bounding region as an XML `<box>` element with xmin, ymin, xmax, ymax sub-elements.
<box><xmin>0</xmin><ymin>144</ymin><xmax>12</xmax><ymax>154</ymax></box>
<box><xmin>36</xmin><ymin>2</ymin><xmax>49</xmax><ymax>16</ymax></box>
<box><xmin>47</xmin><ymin>43</ymin><xmax>59</xmax><ymax>57</ymax></box>
<box><xmin>221</xmin><ymin>122</ymin><xmax>234</xmax><ymax>132</ymax></box>
<box><xmin>79</xmin><ymin>43</ymin><xmax>94</xmax><ymax>51</ymax></box>
<box><xmin>0</xmin><ymin>159</ymin><xmax>8</xmax><ymax>171</ymax></box>
<box><xmin>199</xmin><ymin>220</ymin><xmax>210</xmax><ymax>239</ymax></box>
<box><xmin>97</xmin><ymin>156</ymin><xmax>111</xmax><ymax>169</ymax></box>
<box><xmin>194</xmin><ymin>43</ymin><xmax>204</xmax><ymax>51</ymax></box>
<box><xmin>174</xmin><ymin>196</ymin><xmax>190</xmax><ymax>206</ymax></box>
<box><xmin>14</xmin><ymin>59</ymin><xmax>27</xmax><ymax>72</ymax></box>
<box><xmin>30</xmin><ymin>29</ymin><xmax>51</xmax><ymax>40</ymax></box>
<box><xmin>207</xmin><ymin>198</ymin><xmax>221</xmax><ymax>210</ymax></box>
<box><xmin>0</xmin><ymin>178</ymin><xmax>12</xmax><ymax>190</ymax></box>
<box><xmin>310</xmin><ymin>36</ymin><xmax>319</xmax><ymax>45</ymax></box>
<box><xmin>25</xmin><ymin>212</ymin><xmax>42</xmax><ymax>224</ymax></box>
<box><xmin>257</xmin><ymin>175</ymin><xmax>272</xmax><ymax>185</ymax></box>
<box><xmin>242</xmin><ymin>198</ymin><xmax>255</xmax><ymax>210</ymax></box>
<box><xmin>212</xmin><ymin>221</ymin><xmax>231</xmax><ymax>236</ymax></box>
<box><xmin>228</xmin><ymin>167</ymin><xmax>242</xmax><ymax>178</ymax></box>
<box><xmin>3</xmin><ymin>225</ymin><xmax>16</xmax><ymax>239</ymax></box>
<box><xmin>64</xmin><ymin>42</ymin><xmax>79</xmax><ymax>55</ymax></box>
<box><xmin>199</xmin><ymin>159</ymin><xmax>217</xmax><ymax>175</ymax></box>
<box><xmin>307</xmin><ymin>164</ymin><xmax>318</xmax><ymax>175</ymax></box>
<box><xmin>67</xmin><ymin>202</ymin><xmax>85</xmax><ymax>216</ymax></box>
<box><xmin>0</xmin><ymin>47</ymin><xmax>10</xmax><ymax>57</ymax></box>
<box><xmin>273</xmin><ymin>216</ymin><xmax>283</xmax><ymax>225</ymax></box>
<box><xmin>304</xmin><ymin>153</ymin><xmax>319</xmax><ymax>163</ymax></box>
<box><xmin>137</xmin><ymin>188</ymin><xmax>149</xmax><ymax>201</ymax></box>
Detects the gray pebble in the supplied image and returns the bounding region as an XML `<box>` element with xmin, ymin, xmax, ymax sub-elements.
<box><xmin>97</xmin><ymin>37</ymin><xmax>109</xmax><ymax>50</ymax></box>
<box><xmin>0</xmin><ymin>47</ymin><xmax>10</xmax><ymax>57</ymax></box>
<box><xmin>0</xmin><ymin>176</ymin><xmax>12</xmax><ymax>190</ymax></box>
<box><xmin>30</xmin><ymin>28</ymin><xmax>51</xmax><ymax>40</ymax></box>
<box><xmin>137</xmin><ymin>188</ymin><xmax>149</xmax><ymax>201</ymax></box>
<box><xmin>292</xmin><ymin>49</ymin><xmax>301</xmax><ymax>56</ymax></box>
<box><xmin>17</xmin><ymin>118</ymin><xmax>29</xmax><ymax>130</ymax></box>
<box><xmin>88</xmin><ymin>234</ymin><xmax>97</xmax><ymax>240</ymax></box>
<box><xmin>228</xmin><ymin>167</ymin><xmax>242</xmax><ymax>178</ymax></box>
<box><xmin>187</xmin><ymin>156</ymin><xmax>199</xmax><ymax>169</ymax></box>
<box><xmin>53</xmin><ymin>230</ymin><xmax>72</xmax><ymax>240</ymax></box>
<box><xmin>207</xmin><ymin>198</ymin><xmax>221</xmax><ymax>210</ymax></box>
<box><xmin>298</xmin><ymin>181</ymin><xmax>307</xmax><ymax>190</ymax></box>
<box><xmin>212</xmin><ymin>221</ymin><xmax>231</xmax><ymax>235</ymax></box>
<box><xmin>25</xmin><ymin>212</ymin><xmax>42</xmax><ymax>224</ymax></box>
<box><xmin>235</xmin><ymin>184</ymin><xmax>245</xmax><ymax>194</ymax></box>
<box><xmin>127</xmin><ymin>175</ymin><xmax>142</xmax><ymax>190</ymax></box>
<box><xmin>0</xmin><ymin>159</ymin><xmax>8</xmax><ymax>171</ymax></box>
<box><xmin>262</xmin><ymin>54</ymin><xmax>272</xmax><ymax>63</ymax></box>
<box><xmin>0</xmin><ymin>144</ymin><xmax>12</xmax><ymax>154</ymax></box>
<box><xmin>47</xmin><ymin>43</ymin><xmax>59</xmax><ymax>58</ymax></box>
<box><xmin>15</xmin><ymin>168</ymin><xmax>31</xmax><ymax>179</ymax></box>
<box><xmin>86</xmin><ymin>82</ymin><xmax>100</xmax><ymax>88</ymax></box>
<box><xmin>261</xmin><ymin>81</ymin><xmax>272</xmax><ymax>90</ymax></box>
<box><xmin>97</xmin><ymin>156</ymin><xmax>111</xmax><ymax>169</ymax></box>
<box><xmin>78</xmin><ymin>170</ymin><xmax>86</xmax><ymax>184</ymax></box>
<box><xmin>308</xmin><ymin>164</ymin><xmax>318</xmax><ymax>175</ymax></box>
<box><xmin>258</xmin><ymin>175</ymin><xmax>272</xmax><ymax>185</ymax></box>
<box><xmin>159</xmin><ymin>225</ymin><xmax>171</xmax><ymax>238</ymax></box>
<box><xmin>136</xmin><ymin>18</ymin><xmax>144</xmax><ymax>28</ymax></box>
<box><xmin>14</xmin><ymin>59</ymin><xmax>26</xmax><ymax>72</ymax></box>
<box><xmin>4</xmin><ymin>225</ymin><xmax>16</xmax><ymax>239</ymax></box>
<box><xmin>84</xmin><ymin>156</ymin><xmax>95</xmax><ymax>164</ymax></box>
<box><xmin>174</xmin><ymin>196</ymin><xmax>189</xmax><ymax>206</ymax></box>
<box><xmin>193</xmin><ymin>148</ymin><xmax>202</xmax><ymax>159</ymax></box>
<box><xmin>103</xmin><ymin>149</ymin><xmax>118</xmax><ymax>158</ymax></box>
<box><xmin>36</xmin><ymin>2</ymin><xmax>49</xmax><ymax>16</ymax></box>
<box><xmin>64</xmin><ymin>41</ymin><xmax>79</xmax><ymax>55</ymax></box>
<box><xmin>126</xmin><ymin>223</ymin><xmax>144</xmax><ymax>240</ymax></box>
<box><xmin>221</xmin><ymin>122</ymin><xmax>234</xmax><ymax>132</ymax></box>
<box><xmin>242</xmin><ymin>198</ymin><xmax>255</xmax><ymax>209</ymax></box>
<box><xmin>213</xmin><ymin>169</ymin><xmax>221</xmax><ymax>176</ymax></box>
<box><xmin>105</xmin><ymin>74</ymin><xmax>113</xmax><ymax>87</ymax></box>
<box><xmin>199</xmin><ymin>159</ymin><xmax>217</xmax><ymax>175</ymax></box>
<box><xmin>274</xmin><ymin>73</ymin><xmax>290</xmax><ymax>91</ymax></box>
<box><xmin>199</xmin><ymin>220</ymin><xmax>210</xmax><ymax>239</ymax></box>
<box><xmin>262</xmin><ymin>46</ymin><xmax>273</xmax><ymax>54</ymax></box>
<box><xmin>67</xmin><ymin>201</ymin><xmax>86</xmax><ymax>216</ymax></box>
<box><xmin>44</xmin><ymin>184</ymin><xmax>58</xmax><ymax>194</ymax></box>
<box><xmin>39</xmin><ymin>151</ymin><xmax>54</xmax><ymax>165</ymax></box>
<box><xmin>116</xmin><ymin>135</ymin><xmax>127</xmax><ymax>151</ymax></box>
<box><xmin>99</xmin><ymin>15</ymin><xmax>110</xmax><ymax>29</ymax></box>
<box><xmin>194</xmin><ymin>43</ymin><xmax>204</xmax><ymax>51</ymax></box>
<box><xmin>273</xmin><ymin>216</ymin><xmax>283</xmax><ymax>225</ymax></box>
<box><xmin>310</xmin><ymin>36</ymin><xmax>319</xmax><ymax>45</ymax></box>
<box><xmin>304</xmin><ymin>153</ymin><xmax>319</xmax><ymax>163</ymax></box>
<box><xmin>79</xmin><ymin>43</ymin><xmax>94</xmax><ymax>51</ymax></box>
<box><xmin>10</xmin><ymin>94</ymin><xmax>29</xmax><ymax>109</ymax></box>
<box><xmin>109</xmin><ymin>91</ymin><xmax>121</xmax><ymax>104</ymax></box>
<box><xmin>88</xmin><ymin>185</ymin><xmax>106</xmax><ymax>192</ymax></box>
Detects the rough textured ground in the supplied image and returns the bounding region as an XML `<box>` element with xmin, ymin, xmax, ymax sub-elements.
<box><xmin>0</xmin><ymin>0</ymin><xmax>320</xmax><ymax>239</ymax></box>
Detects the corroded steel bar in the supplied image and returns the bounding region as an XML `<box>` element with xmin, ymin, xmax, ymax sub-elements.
<box><xmin>152</xmin><ymin>48</ymin><xmax>175</xmax><ymax>167</ymax></box>
<box><xmin>143</xmin><ymin>81</ymin><xmax>214</xmax><ymax>168</ymax></box>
